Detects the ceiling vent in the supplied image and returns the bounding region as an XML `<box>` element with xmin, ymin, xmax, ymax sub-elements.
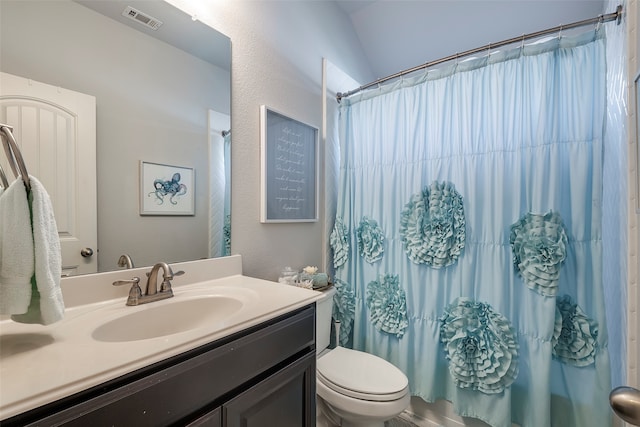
<box><xmin>122</xmin><ymin>6</ymin><xmax>163</xmax><ymax>31</ymax></box>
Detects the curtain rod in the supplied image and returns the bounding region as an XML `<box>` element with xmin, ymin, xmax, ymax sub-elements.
<box><xmin>337</xmin><ymin>5</ymin><xmax>623</xmax><ymax>103</ymax></box>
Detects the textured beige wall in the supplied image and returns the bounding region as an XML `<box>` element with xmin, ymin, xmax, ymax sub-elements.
<box><xmin>166</xmin><ymin>0</ymin><xmax>373</xmax><ymax>281</ymax></box>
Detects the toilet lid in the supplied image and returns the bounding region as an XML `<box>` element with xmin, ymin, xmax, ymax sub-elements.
<box><xmin>317</xmin><ymin>347</ymin><xmax>409</xmax><ymax>401</ymax></box>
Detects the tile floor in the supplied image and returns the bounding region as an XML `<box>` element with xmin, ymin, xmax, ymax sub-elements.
<box><xmin>386</xmin><ymin>417</ymin><xmax>420</xmax><ymax>427</ymax></box>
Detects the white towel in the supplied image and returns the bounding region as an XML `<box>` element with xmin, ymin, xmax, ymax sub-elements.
<box><xmin>0</xmin><ymin>178</ymin><xmax>35</xmax><ymax>315</ymax></box>
<box><xmin>11</xmin><ymin>176</ymin><xmax>65</xmax><ymax>325</ymax></box>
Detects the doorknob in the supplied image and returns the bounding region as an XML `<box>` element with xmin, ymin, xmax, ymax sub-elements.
<box><xmin>610</xmin><ymin>386</ymin><xmax>640</xmax><ymax>425</ymax></box>
<box><xmin>80</xmin><ymin>247</ymin><xmax>94</xmax><ymax>258</ymax></box>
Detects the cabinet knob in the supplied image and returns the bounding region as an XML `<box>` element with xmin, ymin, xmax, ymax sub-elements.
<box><xmin>80</xmin><ymin>247</ymin><xmax>94</xmax><ymax>258</ymax></box>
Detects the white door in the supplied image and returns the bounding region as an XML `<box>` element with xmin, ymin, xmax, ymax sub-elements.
<box><xmin>0</xmin><ymin>72</ymin><xmax>97</xmax><ymax>276</ymax></box>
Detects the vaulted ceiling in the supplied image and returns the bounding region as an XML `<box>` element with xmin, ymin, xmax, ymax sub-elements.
<box><xmin>335</xmin><ymin>0</ymin><xmax>609</xmax><ymax>82</ymax></box>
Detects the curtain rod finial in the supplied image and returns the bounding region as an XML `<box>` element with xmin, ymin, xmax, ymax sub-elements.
<box><xmin>616</xmin><ymin>5</ymin><xmax>623</xmax><ymax>25</ymax></box>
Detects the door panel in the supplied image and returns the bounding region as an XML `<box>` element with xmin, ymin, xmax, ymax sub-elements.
<box><xmin>223</xmin><ymin>352</ymin><xmax>316</xmax><ymax>427</ymax></box>
<box><xmin>0</xmin><ymin>72</ymin><xmax>97</xmax><ymax>275</ymax></box>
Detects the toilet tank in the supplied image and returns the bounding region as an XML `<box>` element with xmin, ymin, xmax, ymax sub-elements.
<box><xmin>316</xmin><ymin>286</ymin><xmax>336</xmax><ymax>355</ymax></box>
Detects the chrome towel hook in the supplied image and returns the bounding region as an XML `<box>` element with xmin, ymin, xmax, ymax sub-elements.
<box><xmin>0</xmin><ymin>163</ymin><xmax>9</xmax><ymax>189</ymax></box>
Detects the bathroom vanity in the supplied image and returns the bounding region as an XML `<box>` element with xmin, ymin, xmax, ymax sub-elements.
<box><xmin>0</xmin><ymin>256</ymin><xmax>321</xmax><ymax>426</ymax></box>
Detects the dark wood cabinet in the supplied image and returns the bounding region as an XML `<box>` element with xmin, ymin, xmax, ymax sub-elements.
<box><xmin>224</xmin><ymin>352</ymin><xmax>315</xmax><ymax>427</ymax></box>
<box><xmin>186</xmin><ymin>407</ymin><xmax>222</xmax><ymax>427</ymax></box>
<box><xmin>2</xmin><ymin>305</ymin><xmax>316</xmax><ymax>427</ymax></box>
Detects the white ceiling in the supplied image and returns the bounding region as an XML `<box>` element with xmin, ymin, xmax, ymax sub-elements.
<box><xmin>335</xmin><ymin>0</ymin><xmax>609</xmax><ymax>81</ymax></box>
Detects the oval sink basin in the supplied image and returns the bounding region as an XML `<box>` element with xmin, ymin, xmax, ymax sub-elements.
<box><xmin>92</xmin><ymin>296</ymin><xmax>243</xmax><ymax>342</ymax></box>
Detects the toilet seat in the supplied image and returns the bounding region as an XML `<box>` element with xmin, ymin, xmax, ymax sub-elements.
<box><xmin>317</xmin><ymin>347</ymin><xmax>409</xmax><ymax>402</ymax></box>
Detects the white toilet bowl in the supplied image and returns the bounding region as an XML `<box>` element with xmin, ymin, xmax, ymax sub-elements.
<box><xmin>316</xmin><ymin>346</ymin><xmax>410</xmax><ymax>427</ymax></box>
<box><xmin>315</xmin><ymin>287</ymin><xmax>410</xmax><ymax>427</ymax></box>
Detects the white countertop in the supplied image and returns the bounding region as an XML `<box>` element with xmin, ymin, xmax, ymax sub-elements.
<box><xmin>0</xmin><ymin>256</ymin><xmax>322</xmax><ymax>420</ymax></box>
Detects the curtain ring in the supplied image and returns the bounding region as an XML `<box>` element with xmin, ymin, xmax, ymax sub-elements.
<box><xmin>558</xmin><ymin>24</ymin><xmax>563</xmax><ymax>39</ymax></box>
<box><xmin>521</xmin><ymin>34</ymin><xmax>526</xmax><ymax>50</ymax></box>
<box><xmin>596</xmin><ymin>15</ymin><xmax>603</xmax><ymax>31</ymax></box>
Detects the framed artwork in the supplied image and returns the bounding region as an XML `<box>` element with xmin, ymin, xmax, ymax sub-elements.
<box><xmin>140</xmin><ymin>161</ymin><xmax>195</xmax><ymax>215</ymax></box>
<box><xmin>260</xmin><ymin>105</ymin><xmax>319</xmax><ymax>223</ymax></box>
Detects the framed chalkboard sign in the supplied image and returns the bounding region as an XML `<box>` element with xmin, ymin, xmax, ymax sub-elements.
<box><xmin>260</xmin><ymin>105</ymin><xmax>319</xmax><ymax>223</ymax></box>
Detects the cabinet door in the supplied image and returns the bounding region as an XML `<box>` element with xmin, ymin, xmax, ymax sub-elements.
<box><xmin>223</xmin><ymin>352</ymin><xmax>316</xmax><ymax>427</ymax></box>
<box><xmin>186</xmin><ymin>407</ymin><xmax>221</xmax><ymax>427</ymax></box>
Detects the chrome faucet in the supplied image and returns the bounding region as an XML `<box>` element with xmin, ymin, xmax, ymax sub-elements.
<box><xmin>113</xmin><ymin>262</ymin><xmax>184</xmax><ymax>306</ymax></box>
<box><xmin>145</xmin><ymin>262</ymin><xmax>177</xmax><ymax>296</ymax></box>
<box><xmin>117</xmin><ymin>254</ymin><xmax>135</xmax><ymax>269</ymax></box>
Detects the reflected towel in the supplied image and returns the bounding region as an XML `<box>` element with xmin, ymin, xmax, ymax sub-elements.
<box><xmin>0</xmin><ymin>178</ymin><xmax>34</xmax><ymax>315</ymax></box>
<box><xmin>11</xmin><ymin>176</ymin><xmax>64</xmax><ymax>325</ymax></box>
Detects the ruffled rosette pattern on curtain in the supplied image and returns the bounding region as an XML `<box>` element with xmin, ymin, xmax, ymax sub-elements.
<box><xmin>440</xmin><ymin>297</ymin><xmax>519</xmax><ymax>394</ymax></box>
<box><xmin>333</xmin><ymin>278</ymin><xmax>356</xmax><ymax>346</ymax></box>
<box><xmin>330</xmin><ymin>216</ymin><xmax>350</xmax><ymax>269</ymax></box>
<box><xmin>356</xmin><ymin>216</ymin><xmax>385</xmax><ymax>263</ymax></box>
<box><xmin>552</xmin><ymin>294</ymin><xmax>599</xmax><ymax>367</ymax></box>
<box><xmin>510</xmin><ymin>211</ymin><xmax>568</xmax><ymax>296</ymax></box>
<box><xmin>366</xmin><ymin>274</ymin><xmax>408</xmax><ymax>338</ymax></box>
<box><xmin>399</xmin><ymin>181</ymin><xmax>466</xmax><ymax>268</ymax></box>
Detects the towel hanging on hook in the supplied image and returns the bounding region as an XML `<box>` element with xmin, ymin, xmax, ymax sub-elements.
<box><xmin>0</xmin><ymin>124</ymin><xmax>31</xmax><ymax>192</ymax></box>
<box><xmin>0</xmin><ymin>123</ymin><xmax>64</xmax><ymax>324</ymax></box>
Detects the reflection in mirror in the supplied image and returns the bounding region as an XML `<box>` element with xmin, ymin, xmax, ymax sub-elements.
<box><xmin>0</xmin><ymin>0</ymin><xmax>231</xmax><ymax>275</ymax></box>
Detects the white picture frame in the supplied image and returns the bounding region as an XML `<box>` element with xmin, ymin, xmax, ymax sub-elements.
<box><xmin>140</xmin><ymin>161</ymin><xmax>195</xmax><ymax>216</ymax></box>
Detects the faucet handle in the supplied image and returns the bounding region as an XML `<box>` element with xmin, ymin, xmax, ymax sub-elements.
<box><xmin>112</xmin><ymin>277</ymin><xmax>142</xmax><ymax>306</ymax></box>
<box><xmin>160</xmin><ymin>270</ymin><xmax>184</xmax><ymax>293</ymax></box>
<box><xmin>162</xmin><ymin>266</ymin><xmax>185</xmax><ymax>280</ymax></box>
<box><xmin>113</xmin><ymin>277</ymin><xmax>140</xmax><ymax>287</ymax></box>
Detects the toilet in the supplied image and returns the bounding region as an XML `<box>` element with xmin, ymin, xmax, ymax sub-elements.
<box><xmin>315</xmin><ymin>287</ymin><xmax>411</xmax><ymax>427</ymax></box>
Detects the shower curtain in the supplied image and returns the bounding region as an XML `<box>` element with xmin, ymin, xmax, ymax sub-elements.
<box><xmin>223</xmin><ymin>131</ymin><xmax>232</xmax><ymax>256</ymax></box>
<box><xmin>208</xmin><ymin>130</ymin><xmax>231</xmax><ymax>258</ymax></box>
<box><xmin>332</xmin><ymin>29</ymin><xmax>611</xmax><ymax>427</ymax></box>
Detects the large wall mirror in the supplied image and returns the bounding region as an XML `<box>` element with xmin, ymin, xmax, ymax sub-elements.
<box><xmin>0</xmin><ymin>0</ymin><xmax>231</xmax><ymax>276</ymax></box>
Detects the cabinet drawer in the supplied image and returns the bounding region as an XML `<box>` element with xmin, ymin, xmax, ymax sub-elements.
<box><xmin>8</xmin><ymin>305</ymin><xmax>315</xmax><ymax>427</ymax></box>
